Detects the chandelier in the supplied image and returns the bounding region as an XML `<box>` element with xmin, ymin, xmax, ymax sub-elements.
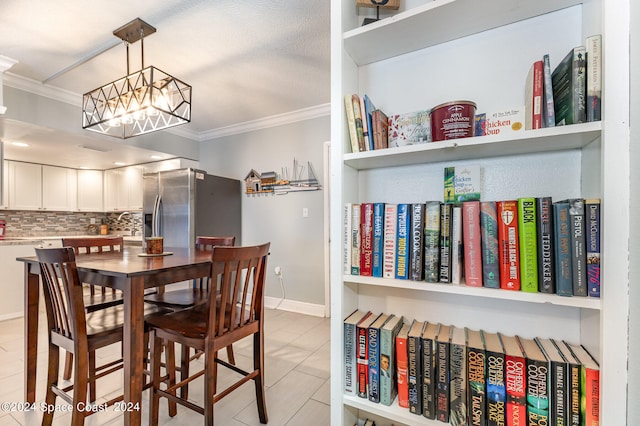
<box><xmin>82</xmin><ymin>18</ymin><xmax>191</xmax><ymax>139</ymax></box>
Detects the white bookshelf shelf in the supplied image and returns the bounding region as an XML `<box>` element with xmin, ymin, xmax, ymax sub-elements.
<box><xmin>344</xmin><ymin>122</ymin><xmax>602</xmax><ymax>170</ymax></box>
<box><xmin>343</xmin><ymin>394</ymin><xmax>438</xmax><ymax>426</ymax></box>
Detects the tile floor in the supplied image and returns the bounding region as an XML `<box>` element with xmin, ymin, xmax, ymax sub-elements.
<box><xmin>0</xmin><ymin>308</ymin><xmax>331</xmax><ymax>425</ymax></box>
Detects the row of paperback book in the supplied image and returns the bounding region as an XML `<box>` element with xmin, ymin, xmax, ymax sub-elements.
<box><xmin>344</xmin><ymin>197</ymin><xmax>601</xmax><ymax>297</ymax></box>
<box><xmin>344</xmin><ymin>310</ymin><xmax>600</xmax><ymax>426</ymax></box>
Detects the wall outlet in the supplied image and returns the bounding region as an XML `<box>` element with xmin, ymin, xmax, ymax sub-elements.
<box><xmin>302</xmin><ymin>207</ymin><xmax>308</xmax><ymax>217</ymax></box>
<box><xmin>90</xmin><ymin>218</ymin><xmax>96</xmax><ymax>224</ymax></box>
<box><xmin>274</xmin><ymin>266</ymin><xmax>282</xmax><ymax>276</ymax></box>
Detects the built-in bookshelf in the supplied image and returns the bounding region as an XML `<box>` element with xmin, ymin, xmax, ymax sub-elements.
<box><xmin>330</xmin><ymin>0</ymin><xmax>630</xmax><ymax>425</ymax></box>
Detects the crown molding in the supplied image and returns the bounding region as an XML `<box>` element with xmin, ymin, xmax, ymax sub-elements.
<box><xmin>4</xmin><ymin>72</ymin><xmax>80</xmax><ymax>106</ymax></box>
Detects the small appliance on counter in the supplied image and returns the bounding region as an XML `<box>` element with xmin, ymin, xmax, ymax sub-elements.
<box><xmin>0</xmin><ymin>220</ymin><xmax>6</xmax><ymax>239</ymax></box>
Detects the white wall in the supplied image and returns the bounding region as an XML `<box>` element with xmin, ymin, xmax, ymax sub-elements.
<box><xmin>199</xmin><ymin>116</ymin><xmax>330</xmax><ymax>315</ymax></box>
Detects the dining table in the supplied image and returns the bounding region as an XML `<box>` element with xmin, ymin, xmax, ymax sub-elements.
<box><xmin>17</xmin><ymin>246</ymin><xmax>213</xmax><ymax>426</ymax></box>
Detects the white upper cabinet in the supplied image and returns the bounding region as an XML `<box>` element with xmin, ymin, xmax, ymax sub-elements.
<box><xmin>104</xmin><ymin>165</ymin><xmax>143</xmax><ymax>211</ymax></box>
<box><xmin>77</xmin><ymin>169</ymin><xmax>104</xmax><ymax>212</ymax></box>
<box><xmin>8</xmin><ymin>162</ymin><xmax>78</xmax><ymax>211</ymax></box>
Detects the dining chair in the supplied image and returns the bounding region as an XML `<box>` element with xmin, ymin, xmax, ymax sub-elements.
<box><xmin>35</xmin><ymin>247</ymin><xmax>175</xmax><ymax>425</ymax></box>
<box><xmin>147</xmin><ymin>242</ymin><xmax>270</xmax><ymax>426</ymax></box>
<box><xmin>144</xmin><ymin>236</ymin><xmax>236</xmax><ymax>398</ymax></box>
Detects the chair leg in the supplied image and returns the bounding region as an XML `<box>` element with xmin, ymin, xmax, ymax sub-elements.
<box><xmin>71</xmin><ymin>349</ymin><xmax>88</xmax><ymax>426</ymax></box>
<box><xmin>180</xmin><ymin>344</ymin><xmax>190</xmax><ymax>399</ymax></box>
<box><xmin>43</xmin><ymin>342</ymin><xmax>60</xmax><ymax>426</ymax></box>
<box><xmin>149</xmin><ymin>332</ymin><xmax>162</xmax><ymax>426</ymax></box>
<box><xmin>88</xmin><ymin>351</ymin><xmax>97</xmax><ymax>403</ymax></box>
<box><xmin>204</xmin><ymin>347</ymin><xmax>216</xmax><ymax>426</ymax></box>
<box><xmin>63</xmin><ymin>351</ymin><xmax>73</xmax><ymax>380</ymax></box>
<box><xmin>165</xmin><ymin>340</ymin><xmax>177</xmax><ymax>417</ymax></box>
<box><xmin>226</xmin><ymin>344</ymin><xmax>235</xmax><ymax>365</ymax></box>
<box><xmin>254</xmin><ymin>331</ymin><xmax>268</xmax><ymax>424</ymax></box>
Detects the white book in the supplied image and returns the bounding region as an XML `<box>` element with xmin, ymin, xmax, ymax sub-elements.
<box><xmin>451</xmin><ymin>206</ymin><xmax>463</xmax><ymax>284</ymax></box>
<box><xmin>351</xmin><ymin>204</ymin><xmax>361</xmax><ymax>275</ymax></box>
<box><xmin>382</xmin><ymin>204</ymin><xmax>397</xmax><ymax>278</ymax></box>
<box><xmin>586</xmin><ymin>34</ymin><xmax>602</xmax><ymax>122</ymax></box>
<box><xmin>343</xmin><ymin>204</ymin><xmax>353</xmax><ymax>275</ymax></box>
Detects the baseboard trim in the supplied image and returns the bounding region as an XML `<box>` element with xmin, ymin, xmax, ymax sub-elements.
<box><xmin>264</xmin><ymin>296</ymin><xmax>326</xmax><ymax>318</ymax></box>
<box><xmin>0</xmin><ymin>312</ymin><xmax>23</xmax><ymax>322</ymax></box>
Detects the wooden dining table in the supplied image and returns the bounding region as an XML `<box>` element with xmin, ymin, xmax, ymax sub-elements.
<box><xmin>17</xmin><ymin>246</ymin><xmax>213</xmax><ymax>426</ymax></box>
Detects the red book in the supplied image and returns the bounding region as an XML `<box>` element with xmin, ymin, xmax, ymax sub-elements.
<box><xmin>356</xmin><ymin>312</ymin><xmax>377</xmax><ymax>398</ymax></box>
<box><xmin>395</xmin><ymin>323</ymin><xmax>410</xmax><ymax>408</ymax></box>
<box><xmin>499</xmin><ymin>333</ymin><xmax>527</xmax><ymax>426</ymax></box>
<box><xmin>462</xmin><ymin>201</ymin><xmax>483</xmax><ymax>286</ymax></box>
<box><xmin>360</xmin><ymin>203</ymin><xmax>374</xmax><ymax>276</ymax></box>
<box><xmin>497</xmin><ymin>200</ymin><xmax>521</xmax><ymax>290</ymax></box>
<box><xmin>567</xmin><ymin>343</ymin><xmax>600</xmax><ymax>426</ymax></box>
<box><xmin>526</xmin><ymin>60</ymin><xmax>544</xmax><ymax>129</ymax></box>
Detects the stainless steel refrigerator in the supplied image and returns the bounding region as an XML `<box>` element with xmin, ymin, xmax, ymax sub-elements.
<box><xmin>143</xmin><ymin>168</ymin><xmax>241</xmax><ymax>248</ymax></box>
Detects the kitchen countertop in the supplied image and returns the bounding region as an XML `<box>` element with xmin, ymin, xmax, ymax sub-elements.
<box><xmin>0</xmin><ymin>235</ymin><xmax>143</xmax><ymax>246</ymax></box>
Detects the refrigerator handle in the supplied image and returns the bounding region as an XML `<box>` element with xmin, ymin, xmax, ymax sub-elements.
<box><xmin>152</xmin><ymin>195</ymin><xmax>161</xmax><ymax>237</ymax></box>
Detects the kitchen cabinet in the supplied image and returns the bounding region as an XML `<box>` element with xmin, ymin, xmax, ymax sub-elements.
<box><xmin>77</xmin><ymin>169</ymin><xmax>104</xmax><ymax>212</ymax></box>
<box><xmin>7</xmin><ymin>162</ymin><xmax>77</xmax><ymax>211</ymax></box>
<box><xmin>330</xmin><ymin>0</ymin><xmax>628</xmax><ymax>425</ymax></box>
<box><xmin>104</xmin><ymin>165</ymin><xmax>143</xmax><ymax>211</ymax></box>
<box><xmin>42</xmin><ymin>165</ymin><xmax>77</xmax><ymax>211</ymax></box>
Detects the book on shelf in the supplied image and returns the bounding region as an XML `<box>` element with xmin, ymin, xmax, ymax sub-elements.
<box><xmin>480</xmin><ymin>201</ymin><xmax>501</xmax><ymax>289</ymax></box>
<box><xmin>439</xmin><ymin>203</ymin><xmax>453</xmax><ymax>283</ymax></box>
<box><xmin>363</xmin><ymin>94</ymin><xmax>377</xmax><ymax>150</ymax></box>
<box><xmin>553</xmin><ymin>340</ymin><xmax>582</xmax><ymax>426</ymax></box>
<box><xmin>357</xmin><ymin>313</ymin><xmax>380</xmax><ymax>398</ymax></box>
<box><xmin>542</xmin><ymin>54</ymin><xmax>556</xmax><ymax>128</ymax></box>
<box><xmin>383</xmin><ymin>204</ymin><xmax>398</xmax><ymax>279</ymax></box>
<box><xmin>462</xmin><ymin>201</ymin><xmax>483</xmax><ymax>287</ymax></box>
<box><xmin>436</xmin><ymin>324</ymin><xmax>452</xmax><ymax>422</ymax></box>
<box><xmin>372</xmin><ymin>203</ymin><xmax>385</xmax><ymax>278</ymax></box>
<box><xmin>344</xmin><ymin>310</ymin><xmax>371</xmax><ymax>396</ymax></box>
<box><xmin>585</xmin><ymin>34</ymin><xmax>602</xmax><ymax>122</ymax></box>
<box><xmin>395</xmin><ymin>203</ymin><xmax>410</xmax><ymax>280</ymax></box>
<box><xmin>408</xmin><ymin>320</ymin><xmax>426</xmax><ymax>414</ymax></box>
<box><xmin>585</xmin><ymin>199</ymin><xmax>601</xmax><ymax>298</ymax></box>
<box><xmin>380</xmin><ymin>315</ymin><xmax>403</xmax><ymax>406</ymax></box>
<box><xmin>450</xmin><ymin>205</ymin><xmax>463</xmax><ymax>285</ymax></box>
<box><xmin>371</xmin><ymin>109</ymin><xmax>390</xmax><ymax>150</ymax></box>
<box><xmin>499</xmin><ymin>333</ymin><xmax>527</xmax><ymax>425</ymax></box>
<box><xmin>497</xmin><ymin>201</ymin><xmax>521</xmax><ymax>290</ymax></box>
<box><xmin>345</xmin><ymin>95</ymin><xmax>360</xmax><ymax>153</ymax></box>
<box><xmin>466</xmin><ymin>328</ymin><xmax>486</xmax><ymax>426</ymax></box>
<box><xmin>483</xmin><ymin>331</ymin><xmax>506</xmax><ymax>426</ymax></box>
<box><xmin>565</xmin><ymin>342</ymin><xmax>600</xmax><ymax>426</ymax></box>
<box><xmin>395</xmin><ymin>323</ymin><xmax>410</xmax><ymax>408</ymax></box>
<box><xmin>343</xmin><ymin>204</ymin><xmax>353</xmax><ymax>275</ymax></box>
<box><xmin>368</xmin><ymin>313</ymin><xmax>390</xmax><ymax>403</ymax></box>
<box><xmin>518</xmin><ymin>336</ymin><xmax>550</xmax><ymax>426</ymax></box>
<box><xmin>517</xmin><ymin>197</ymin><xmax>538</xmax><ymax>293</ymax></box>
<box><xmin>359</xmin><ymin>95</ymin><xmax>371</xmax><ymax>150</ymax></box>
<box><xmin>476</xmin><ymin>108</ymin><xmax>525</xmax><ymax>137</ymax></box>
<box><xmin>360</xmin><ymin>203</ymin><xmax>374</xmax><ymax>277</ymax></box>
<box><xmin>352</xmin><ymin>94</ymin><xmax>367</xmax><ymax>151</ymax></box>
<box><xmin>561</xmin><ymin>198</ymin><xmax>587</xmax><ymax>296</ymax></box>
<box><xmin>553</xmin><ymin>201</ymin><xmax>573</xmax><ymax>296</ymax></box>
<box><xmin>410</xmin><ymin>203</ymin><xmax>426</xmax><ymax>281</ymax></box>
<box><xmin>536</xmin><ymin>337</ymin><xmax>569</xmax><ymax>426</ymax></box>
<box><xmin>536</xmin><ymin>197</ymin><xmax>556</xmax><ymax>294</ymax></box>
<box><xmin>351</xmin><ymin>204</ymin><xmax>361</xmax><ymax>275</ymax></box>
<box><xmin>424</xmin><ymin>201</ymin><xmax>441</xmax><ymax>283</ymax></box>
<box><xmin>525</xmin><ymin>59</ymin><xmax>544</xmax><ymax>130</ymax></box>
<box><xmin>388</xmin><ymin>110</ymin><xmax>431</xmax><ymax>147</ymax></box>
<box><xmin>444</xmin><ymin>165</ymin><xmax>482</xmax><ymax>204</ymax></box>
<box><xmin>449</xmin><ymin>326</ymin><xmax>467</xmax><ymax>426</ymax></box>
<box><xmin>552</xmin><ymin>46</ymin><xmax>587</xmax><ymax>125</ymax></box>
<box><xmin>421</xmin><ymin>322</ymin><xmax>439</xmax><ymax>419</ymax></box>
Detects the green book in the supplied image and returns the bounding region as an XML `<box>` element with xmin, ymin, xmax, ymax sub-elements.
<box><xmin>517</xmin><ymin>198</ymin><xmax>538</xmax><ymax>292</ymax></box>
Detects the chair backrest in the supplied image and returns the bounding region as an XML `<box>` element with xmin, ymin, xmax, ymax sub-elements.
<box><xmin>195</xmin><ymin>236</ymin><xmax>236</xmax><ymax>251</ymax></box>
<box><xmin>35</xmin><ymin>247</ymin><xmax>88</xmax><ymax>349</ymax></box>
<box><xmin>208</xmin><ymin>243</ymin><xmax>270</xmax><ymax>339</ymax></box>
<box><xmin>62</xmin><ymin>236</ymin><xmax>124</xmax><ymax>254</ymax></box>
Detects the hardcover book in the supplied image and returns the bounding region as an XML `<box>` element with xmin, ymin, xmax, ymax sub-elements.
<box><xmin>436</xmin><ymin>324</ymin><xmax>452</xmax><ymax>422</ymax></box>
<box><xmin>585</xmin><ymin>34</ymin><xmax>602</xmax><ymax>122</ymax></box>
<box><xmin>450</xmin><ymin>206</ymin><xmax>463</xmax><ymax>285</ymax></box>
<box><xmin>351</xmin><ymin>203</ymin><xmax>361</xmax><ymax>275</ymax></box>
<box><xmin>372</xmin><ymin>203</ymin><xmax>385</xmax><ymax>277</ymax></box>
<box><xmin>380</xmin><ymin>315</ymin><xmax>404</xmax><ymax>406</ymax></box>
<box><xmin>536</xmin><ymin>197</ymin><xmax>556</xmax><ymax>294</ymax></box>
<box><xmin>554</xmin><ymin>340</ymin><xmax>582</xmax><ymax>426</ymax></box>
<box><xmin>566</xmin><ymin>343</ymin><xmax>600</xmax><ymax>426</ymax></box>
<box><xmin>344</xmin><ymin>310</ymin><xmax>371</xmax><ymax>396</ymax></box>
<box><xmin>410</xmin><ymin>203</ymin><xmax>426</xmax><ymax>281</ymax></box>
<box><xmin>388</xmin><ymin>110</ymin><xmax>431</xmax><ymax>147</ymax></box>
<box><xmin>421</xmin><ymin>322</ymin><xmax>439</xmax><ymax>419</ymax></box>
<box><xmin>466</xmin><ymin>328</ymin><xmax>486</xmax><ymax>426</ymax></box>
<box><xmin>552</xmin><ymin>46</ymin><xmax>587</xmax><ymax>125</ymax></box>
<box><xmin>383</xmin><ymin>204</ymin><xmax>398</xmax><ymax>279</ymax></box>
<box><xmin>518</xmin><ymin>336</ymin><xmax>550</xmax><ymax>426</ymax></box>
<box><xmin>439</xmin><ymin>203</ymin><xmax>453</xmax><ymax>283</ymax></box>
<box><xmin>497</xmin><ymin>201</ymin><xmax>521</xmax><ymax>290</ymax></box>
<box><xmin>449</xmin><ymin>326</ymin><xmax>467</xmax><ymax>426</ymax></box>
<box><xmin>478</xmin><ymin>108</ymin><xmax>525</xmax><ymax>136</ymax></box>
<box><xmin>480</xmin><ymin>201</ymin><xmax>501</xmax><ymax>289</ymax></box>
<box><xmin>525</xmin><ymin>60</ymin><xmax>544</xmax><ymax>130</ymax></box>
<box><xmin>424</xmin><ymin>201</ymin><xmax>442</xmax><ymax>283</ymax></box>
<box><xmin>360</xmin><ymin>203</ymin><xmax>374</xmax><ymax>276</ymax></box>
<box><xmin>359</xmin><ymin>94</ymin><xmax>370</xmax><ymax>150</ymax></box>
<box><xmin>517</xmin><ymin>197</ymin><xmax>538</xmax><ymax>292</ymax></box>
<box><xmin>561</xmin><ymin>198</ymin><xmax>587</xmax><ymax>296</ymax></box>
<box><xmin>585</xmin><ymin>199</ymin><xmax>601</xmax><ymax>298</ymax></box>
<box><xmin>536</xmin><ymin>337</ymin><xmax>568</xmax><ymax>426</ymax></box>
<box><xmin>368</xmin><ymin>313</ymin><xmax>390</xmax><ymax>403</ymax></box>
<box><xmin>463</xmin><ymin>201</ymin><xmax>483</xmax><ymax>287</ymax></box>
<box><xmin>542</xmin><ymin>54</ymin><xmax>556</xmax><ymax>128</ymax></box>
<box><xmin>408</xmin><ymin>320</ymin><xmax>426</xmax><ymax>414</ymax></box>
<box><xmin>343</xmin><ymin>204</ymin><xmax>353</xmax><ymax>275</ymax></box>
<box><xmin>499</xmin><ymin>333</ymin><xmax>527</xmax><ymax>425</ymax></box>
<box><xmin>396</xmin><ymin>323</ymin><xmax>410</xmax><ymax>408</ymax></box>
<box><xmin>483</xmin><ymin>331</ymin><xmax>506</xmax><ymax>426</ymax></box>
<box><xmin>345</xmin><ymin>94</ymin><xmax>360</xmax><ymax>153</ymax></box>
<box><xmin>444</xmin><ymin>165</ymin><xmax>482</xmax><ymax>203</ymax></box>
<box><xmin>372</xmin><ymin>109</ymin><xmax>390</xmax><ymax>150</ymax></box>
<box><xmin>357</xmin><ymin>313</ymin><xmax>380</xmax><ymax>398</ymax></box>
<box><xmin>395</xmin><ymin>204</ymin><xmax>410</xmax><ymax>280</ymax></box>
<box><xmin>363</xmin><ymin>95</ymin><xmax>377</xmax><ymax>150</ymax></box>
<box><xmin>352</xmin><ymin>94</ymin><xmax>367</xmax><ymax>151</ymax></box>
<box><xmin>553</xmin><ymin>202</ymin><xmax>573</xmax><ymax>296</ymax></box>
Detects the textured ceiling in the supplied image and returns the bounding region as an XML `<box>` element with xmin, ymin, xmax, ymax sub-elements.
<box><xmin>0</xmin><ymin>0</ymin><xmax>330</xmax><ymax>169</ymax></box>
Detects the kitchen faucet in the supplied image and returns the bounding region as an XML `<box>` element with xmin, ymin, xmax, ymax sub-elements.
<box><xmin>117</xmin><ymin>211</ymin><xmax>131</xmax><ymax>221</ymax></box>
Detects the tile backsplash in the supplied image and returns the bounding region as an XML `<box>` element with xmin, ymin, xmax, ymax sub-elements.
<box><xmin>0</xmin><ymin>211</ymin><xmax>143</xmax><ymax>237</ymax></box>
